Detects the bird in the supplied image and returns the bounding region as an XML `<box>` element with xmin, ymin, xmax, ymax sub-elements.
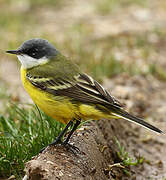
<box><xmin>6</xmin><ymin>38</ymin><xmax>163</xmax><ymax>152</ymax></box>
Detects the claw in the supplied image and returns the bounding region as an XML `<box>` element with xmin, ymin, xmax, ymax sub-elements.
<box><xmin>39</xmin><ymin>120</ymin><xmax>80</xmax><ymax>154</ymax></box>
<box><xmin>40</xmin><ymin>141</ymin><xmax>80</xmax><ymax>154</ymax></box>
<box><xmin>40</xmin><ymin>146</ymin><xmax>49</xmax><ymax>153</ymax></box>
<box><xmin>62</xmin><ymin>142</ymin><xmax>80</xmax><ymax>154</ymax></box>
<box><xmin>40</xmin><ymin>139</ymin><xmax>62</xmax><ymax>153</ymax></box>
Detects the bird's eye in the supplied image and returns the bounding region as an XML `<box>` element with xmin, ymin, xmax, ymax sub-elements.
<box><xmin>26</xmin><ymin>48</ymin><xmax>44</xmax><ymax>59</ymax></box>
<box><xmin>28</xmin><ymin>49</ymin><xmax>37</xmax><ymax>57</ymax></box>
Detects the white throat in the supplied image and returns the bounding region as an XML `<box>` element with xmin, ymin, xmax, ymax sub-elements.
<box><xmin>17</xmin><ymin>55</ymin><xmax>49</xmax><ymax>69</ymax></box>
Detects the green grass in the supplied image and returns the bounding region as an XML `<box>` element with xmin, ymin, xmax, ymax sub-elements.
<box><xmin>0</xmin><ymin>85</ymin><xmax>9</xmax><ymax>100</ymax></box>
<box><xmin>1</xmin><ymin>0</ymin><xmax>166</xmax><ymax>178</ymax></box>
<box><xmin>148</xmin><ymin>64</ymin><xmax>166</xmax><ymax>81</ymax></box>
<box><xmin>114</xmin><ymin>138</ymin><xmax>144</xmax><ymax>176</ymax></box>
<box><xmin>0</xmin><ymin>102</ymin><xmax>65</xmax><ymax>178</ymax></box>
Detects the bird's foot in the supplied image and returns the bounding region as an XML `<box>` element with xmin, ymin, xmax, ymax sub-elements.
<box><xmin>39</xmin><ymin>139</ymin><xmax>62</xmax><ymax>153</ymax></box>
<box><xmin>39</xmin><ymin>139</ymin><xmax>80</xmax><ymax>154</ymax></box>
<box><xmin>62</xmin><ymin>141</ymin><xmax>80</xmax><ymax>153</ymax></box>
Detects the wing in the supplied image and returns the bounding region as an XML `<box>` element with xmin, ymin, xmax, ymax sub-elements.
<box><xmin>27</xmin><ymin>68</ymin><xmax>123</xmax><ymax>108</ymax></box>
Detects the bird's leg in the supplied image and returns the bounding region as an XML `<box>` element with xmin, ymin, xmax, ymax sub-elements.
<box><xmin>63</xmin><ymin>120</ymin><xmax>80</xmax><ymax>145</ymax></box>
<box><xmin>40</xmin><ymin>120</ymin><xmax>73</xmax><ymax>153</ymax></box>
<box><xmin>50</xmin><ymin>120</ymin><xmax>73</xmax><ymax>145</ymax></box>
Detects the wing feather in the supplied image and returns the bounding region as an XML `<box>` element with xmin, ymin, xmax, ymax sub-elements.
<box><xmin>26</xmin><ymin>72</ymin><xmax>122</xmax><ymax>108</ymax></box>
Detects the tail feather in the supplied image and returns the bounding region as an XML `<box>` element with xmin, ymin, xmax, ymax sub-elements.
<box><xmin>111</xmin><ymin>107</ymin><xmax>163</xmax><ymax>134</ymax></box>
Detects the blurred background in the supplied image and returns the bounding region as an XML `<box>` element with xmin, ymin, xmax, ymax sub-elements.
<box><xmin>1</xmin><ymin>0</ymin><xmax>166</xmax><ymax>104</ymax></box>
<box><xmin>1</xmin><ymin>0</ymin><xmax>166</xmax><ymax>178</ymax></box>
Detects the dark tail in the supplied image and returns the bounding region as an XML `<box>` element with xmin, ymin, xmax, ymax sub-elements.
<box><xmin>110</xmin><ymin>106</ymin><xmax>163</xmax><ymax>134</ymax></box>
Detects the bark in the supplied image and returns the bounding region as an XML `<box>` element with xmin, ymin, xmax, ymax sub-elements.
<box><xmin>23</xmin><ymin>119</ymin><xmax>127</xmax><ymax>180</ymax></box>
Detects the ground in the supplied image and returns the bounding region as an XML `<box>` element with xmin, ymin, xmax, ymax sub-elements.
<box><xmin>1</xmin><ymin>0</ymin><xmax>166</xmax><ymax>179</ymax></box>
<box><xmin>23</xmin><ymin>74</ymin><xmax>166</xmax><ymax>179</ymax></box>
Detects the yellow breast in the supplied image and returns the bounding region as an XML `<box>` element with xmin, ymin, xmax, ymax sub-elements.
<box><xmin>21</xmin><ymin>67</ymin><xmax>111</xmax><ymax>124</ymax></box>
<box><xmin>21</xmin><ymin>67</ymin><xmax>79</xmax><ymax>124</ymax></box>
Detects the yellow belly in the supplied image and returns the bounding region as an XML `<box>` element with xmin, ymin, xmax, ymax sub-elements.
<box><xmin>21</xmin><ymin>67</ymin><xmax>110</xmax><ymax>124</ymax></box>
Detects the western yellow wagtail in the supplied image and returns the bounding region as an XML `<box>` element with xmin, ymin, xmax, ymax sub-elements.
<box><xmin>6</xmin><ymin>38</ymin><xmax>162</xmax><ymax>152</ymax></box>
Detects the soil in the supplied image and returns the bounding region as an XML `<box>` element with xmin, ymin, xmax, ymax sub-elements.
<box><xmin>23</xmin><ymin>75</ymin><xmax>166</xmax><ymax>179</ymax></box>
<box><xmin>103</xmin><ymin>74</ymin><xmax>166</xmax><ymax>179</ymax></box>
<box><xmin>3</xmin><ymin>0</ymin><xmax>166</xmax><ymax>179</ymax></box>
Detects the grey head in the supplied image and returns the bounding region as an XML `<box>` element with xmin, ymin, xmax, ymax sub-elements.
<box><xmin>6</xmin><ymin>38</ymin><xmax>58</xmax><ymax>59</ymax></box>
<box><xmin>6</xmin><ymin>38</ymin><xmax>59</xmax><ymax>68</ymax></box>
